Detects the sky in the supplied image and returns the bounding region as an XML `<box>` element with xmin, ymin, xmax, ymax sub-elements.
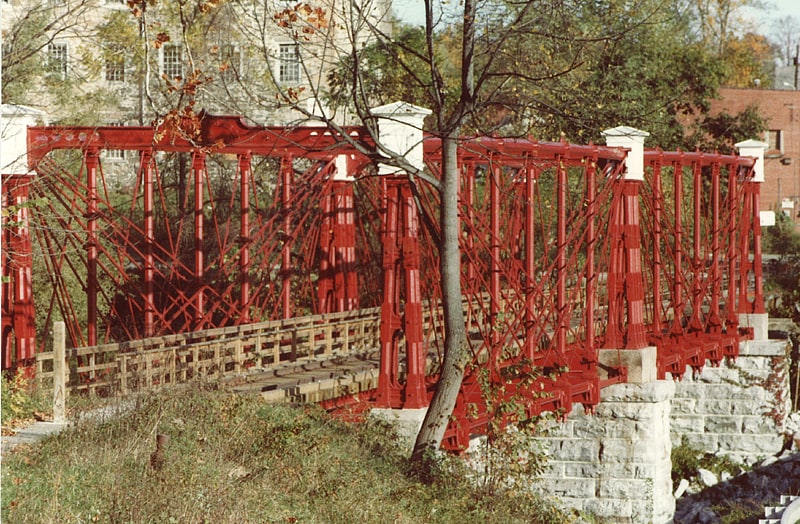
<box><xmin>748</xmin><ymin>0</ymin><xmax>799</xmax><ymax>35</ymax></box>
<box><xmin>392</xmin><ymin>0</ymin><xmax>800</xmax><ymax>34</ymax></box>
<box><xmin>759</xmin><ymin>0</ymin><xmax>799</xmax><ymax>23</ymax></box>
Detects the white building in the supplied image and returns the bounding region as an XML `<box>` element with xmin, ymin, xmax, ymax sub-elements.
<box><xmin>1</xmin><ymin>0</ymin><xmax>392</xmax><ymax>127</ymax></box>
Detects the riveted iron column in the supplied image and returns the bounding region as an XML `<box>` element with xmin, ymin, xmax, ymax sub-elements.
<box><xmin>400</xmin><ymin>181</ymin><xmax>426</xmax><ymax>407</ymax></box>
<box><xmin>525</xmin><ymin>159</ymin><xmax>537</xmax><ymax>360</ymax></box>
<box><xmin>601</xmin><ymin>126</ymin><xmax>650</xmax><ymax>361</ymax></box>
<box><xmin>372</xmin><ymin>101</ymin><xmax>431</xmax><ymax>409</ymax></box>
<box><xmin>319</xmin><ymin>156</ymin><xmax>359</xmax><ymax>314</ymax></box>
<box><xmin>142</xmin><ymin>150</ymin><xmax>155</xmax><ymax>337</ymax></box>
<box><xmin>192</xmin><ymin>152</ymin><xmax>206</xmax><ymax>329</ymax></box>
<box><xmin>239</xmin><ymin>152</ymin><xmax>252</xmax><ymax>323</ymax></box>
<box><xmin>2</xmin><ymin>176</ymin><xmax>36</xmax><ymax>371</ymax></box>
<box><xmin>2</xmin><ymin>106</ymin><xmax>44</xmax><ymax>371</ymax></box>
<box><xmin>735</xmin><ymin>140</ymin><xmax>767</xmax><ymax>323</ymax></box>
<box><xmin>376</xmin><ymin>176</ymin><xmax>402</xmax><ymax>407</ymax></box>
<box><xmin>281</xmin><ymin>156</ymin><xmax>293</xmax><ymax>319</ymax></box>
<box><xmin>332</xmin><ymin>155</ymin><xmax>358</xmax><ymax>312</ymax></box>
<box><xmin>620</xmin><ymin>180</ymin><xmax>648</xmax><ymax>349</ymax></box>
<box><xmin>707</xmin><ymin>161</ymin><xmax>723</xmax><ymax>334</ymax></box>
<box><xmin>374</xmin><ymin>177</ymin><xmax>427</xmax><ymax>407</ymax></box>
<box><xmin>86</xmin><ymin>148</ymin><xmax>100</xmax><ymax>346</ymax></box>
<box><xmin>490</xmin><ymin>161</ymin><xmax>502</xmax><ymax>365</ymax></box>
<box><xmin>688</xmin><ymin>159</ymin><xmax>705</xmax><ymax>334</ymax></box>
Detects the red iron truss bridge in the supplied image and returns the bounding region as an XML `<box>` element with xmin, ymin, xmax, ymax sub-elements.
<box><xmin>1</xmin><ymin>112</ymin><xmax>763</xmax><ymax>450</ymax></box>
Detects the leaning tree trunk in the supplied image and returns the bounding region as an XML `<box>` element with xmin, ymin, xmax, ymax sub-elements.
<box><xmin>410</xmin><ymin>133</ymin><xmax>469</xmax><ymax>477</ymax></box>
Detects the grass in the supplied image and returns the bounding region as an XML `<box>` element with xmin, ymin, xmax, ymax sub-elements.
<box><xmin>671</xmin><ymin>437</ymin><xmax>748</xmax><ymax>485</ymax></box>
<box><xmin>1</xmin><ymin>370</ymin><xmax>52</xmax><ymax>431</ymax></box>
<box><xmin>2</xmin><ymin>385</ymin><xmax>568</xmax><ymax>523</ymax></box>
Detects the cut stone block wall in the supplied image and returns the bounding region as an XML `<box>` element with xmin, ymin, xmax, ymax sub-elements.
<box><xmin>670</xmin><ymin>339</ymin><xmax>791</xmax><ymax>465</ymax></box>
<box><xmin>532</xmin><ymin>381</ymin><xmax>676</xmax><ymax>524</ymax></box>
<box><xmin>529</xmin><ymin>339</ymin><xmax>790</xmax><ymax>523</ymax></box>
<box><xmin>376</xmin><ymin>339</ymin><xmax>791</xmax><ymax>523</ymax></box>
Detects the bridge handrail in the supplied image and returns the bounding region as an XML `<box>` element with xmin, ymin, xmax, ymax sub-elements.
<box><xmin>36</xmin><ymin>307</ymin><xmax>382</xmax><ymax>396</ymax></box>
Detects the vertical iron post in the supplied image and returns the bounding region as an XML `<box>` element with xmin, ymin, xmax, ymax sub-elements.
<box><xmin>239</xmin><ymin>153</ymin><xmax>252</xmax><ymax>323</ymax></box>
<box><xmin>86</xmin><ymin>148</ymin><xmax>99</xmax><ymax>346</ymax></box>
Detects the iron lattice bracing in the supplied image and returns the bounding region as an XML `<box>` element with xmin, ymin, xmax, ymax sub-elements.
<box><xmin>1</xmin><ymin>114</ymin><xmax>762</xmax><ymax>451</ymax></box>
<box><xmin>17</xmin><ymin>114</ymin><xmax>381</xmax><ymax>349</ymax></box>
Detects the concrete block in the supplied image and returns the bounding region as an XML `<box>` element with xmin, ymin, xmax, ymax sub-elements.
<box><xmin>547</xmin><ymin>438</ymin><xmax>601</xmax><ymax>462</ymax></box>
<box><xmin>741</xmin><ymin>415</ymin><xmax>780</xmax><ymax>434</ymax></box>
<box><xmin>717</xmin><ymin>433</ymin><xmax>783</xmax><ymax>456</ymax></box>
<box><xmin>740</xmin><ymin>339</ymin><xmax>789</xmax><ymax>357</ymax></box>
<box><xmin>600</xmin><ymin>380</ymin><xmax>675</xmax><ymax>403</ymax></box>
<box><xmin>597</xmin><ymin>478</ymin><xmax>648</xmax><ymax>499</ymax></box>
<box><xmin>671</xmin><ymin>397</ymin><xmax>698</xmax><ymax>415</ymax></box>
<box><xmin>369</xmin><ymin>407</ymin><xmax>427</xmax><ymax>452</ymax></box>
<box><xmin>703</xmin><ymin>415</ymin><xmax>743</xmax><ymax>434</ymax></box>
<box><xmin>669</xmin><ymin>415</ymin><xmax>704</xmax><ymax>435</ymax></box>
<box><xmin>582</xmin><ymin>498</ymin><xmax>633</xmax><ymax>519</ymax></box>
<box><xmin>543</xmin><ymin>477</ymin><xmax>597</xmax><ymax>499</ymax></box>
<box><xmin>739</xmin><ymin>313</ymin><xmax>769</xmax><ymax>340</ymax></box>
<box><xmin>697</xmin><ymin>398</ymin><xmax>733</xmax><ymax>415</ymax></box>
<box><xmin>599</xmin><ymin>346</ymin><xmax>658</xmax><ymax>383</ymax></box>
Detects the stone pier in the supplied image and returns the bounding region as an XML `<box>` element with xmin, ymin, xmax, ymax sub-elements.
<box><xmin>670</xmin><ymin>337</ymin><xmax>791</xmax><ymax>465</ymax></box>
<box><xmin>533</xmin><ymin>381</ymin><xmax>676</xmax><ymax>523</ymax></box>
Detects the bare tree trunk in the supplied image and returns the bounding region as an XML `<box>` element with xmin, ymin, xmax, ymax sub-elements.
<box><xmin>409</xmin><ymin>0</ymin><xmax>476</xmax><ymax>479</ymax></box>
<box><xmin>410</xmin><ymin>133</ymin><xmax>468</xmax><ymax>476</ymax></box>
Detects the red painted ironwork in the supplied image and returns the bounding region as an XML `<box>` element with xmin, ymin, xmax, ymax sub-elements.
<box><xmin>14</xmin><ymin>114</ymin><xmax>377</xmax><ymax>349</ymax></box>
<box><xmin>1</xmin><ymin>175</ymin><xmax>36</xmax><ymax>373</ymax></box>
<box><xmin>376</xmin><ymin>176</ymin><xmax>427</xmax><ymax>408</ymax></box>
<box><xmin>2</xmin><ymin>113</ymin><xmax>763</xmax><ymax>453</ymax></box>
<box><xmin>640</xmin><ymin>150</ymin><xmax>760</xmax><ymax>378</ymax></box>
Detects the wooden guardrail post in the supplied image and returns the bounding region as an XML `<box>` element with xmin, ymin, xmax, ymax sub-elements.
<box><xmin>53</xmin><ymin>321</ymin><xmax>67</xmax><ymax>424</ymax></box>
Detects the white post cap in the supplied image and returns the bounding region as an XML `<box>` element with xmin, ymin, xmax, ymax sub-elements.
<box><xmin>370</xmin><ymin>101</ymin><xmax>431</xmax><ymax>175</ymax></box>
<box><xmin>735</xmin><ymin>139</ymin><xmax>768</xmax><ymax>183</ymax></box>
<box><xmin>602</xmin><ymin>126</ymin><xmax>650</xmax><ymax>181</ymax></box>
<box><xmin>333</xmin><ymin>154</ymin><xmax>355</xmax><ymax>181</ymax></box>
<box><xmin>1</xmin><ymin>104</ymin><xmax>47</xmax><ymax>175</ymax></box>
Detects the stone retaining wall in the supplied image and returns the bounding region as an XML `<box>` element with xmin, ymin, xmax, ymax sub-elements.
<box><xmin>375</xmin><ymin>338</ymin><xmax>792</xmax><ymax>523</ymax></box>
<box><xmin>530</xmin><ymin>338</ymin><xmax>791</xmax><ymax>523</ymax></box>
<box><xmin>532</xmin><ymin>381</ymin><xmax>676</xmax><ymax>523</ymax></box>
<box><xmin>670</xmin><ymin>339</ymin><xmax>791</xmax><ymax>465</ymax></box>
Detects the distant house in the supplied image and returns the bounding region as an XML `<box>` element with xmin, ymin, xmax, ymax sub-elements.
<box><xmin>0</xmin><ymin>0</ymin><xmax>391</xmax><ymax>127</ymax></box>
<box><xmin>711</xmin><ymin>87</ymin><xmax>800</xmax><ymax>228</ymax></box>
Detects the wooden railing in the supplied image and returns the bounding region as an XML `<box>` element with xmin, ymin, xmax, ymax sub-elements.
<box><xmin>36</xmin><ymin>308</ymin><xmax>382</xmax><ymax>397</ymax></box>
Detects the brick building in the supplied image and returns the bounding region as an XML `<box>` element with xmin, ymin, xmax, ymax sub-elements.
<box><xmin>711</xmin><ymin>88</ymin><xmax>800</xmax><ymax>228</ymax></box>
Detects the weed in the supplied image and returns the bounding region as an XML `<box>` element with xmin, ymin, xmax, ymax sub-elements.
<box><xmin>2</xmin><ymin>387</ymin><xmax>566</xmax><ymax>523</ymax></box>
<box><xmin>672</xmin><ymin>437</ymin><xmax>747</xmax><ymax>485</ymax></box>
<box><xmin>711</xmin><ymin>499</ymin><xmax>763</xmax><ymax>524</ymax></box>
<box><xmin>1</xmin><ymin>369</ymin><xmax>50</xmax><ymax>429</ymax></box>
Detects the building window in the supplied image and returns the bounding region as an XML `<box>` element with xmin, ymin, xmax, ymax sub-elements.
<box><xmin>767</xmin><ymin>130</ymin><xmax>783</xmax><ymax>152</ymax></box>
<box><xmin>47</xmin><ymin>42</ymin><xmax>68</xmax><ymax>79</ymax></box>
<box><xmin>278</xmin><ymin>43</ymin><xmax>300</xmax><ymax>83</ymax></box>
<box><xmin>105</xmin><ymin>44</ymin><xmax>125</xmax><ymax>82</ymax></box>
<box><xmin>162</xmin><ymin>44</ymin><xmax>183</xmax><ymax>79</ymax></box>
<box><xmin>104</xmin><ymin>123</ymin><xmax>126</xmax><ymax>160</ymax></box>
<box><xmin>220</xmin><ymin>44</ymin><xmax>241</xmax><ymax>82</ymax></box>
